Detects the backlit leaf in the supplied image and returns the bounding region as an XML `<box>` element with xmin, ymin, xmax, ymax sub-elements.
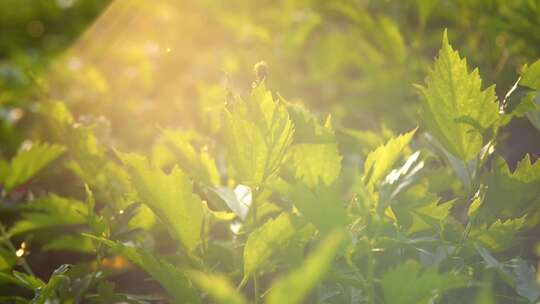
<box><xmin>188</xmin><ymin>271</ymin><xmax>245</xmax><ymax>304</ymax></box>
<box><xmin>415</xmin><ymin>31</ymin><xmax>499</xmax><ymax>161</ymax></box>
<box><xmin>10</xmin><ymin>195</ymin><xmax>87</xmax><ymax>236</ymax></box>
<box><xmin>243</xmin><ymin>213</ymin><xmax>302</xmax><ymax>280</ymax></box>
<box><xmin>223</xmin><ymin>84</ymin><xmax>294</xmax><ymax>185</ymax></box>
<box><xmin>475</xmin><ymin>155</ymin><xmax>540</xmax><ymax>225</ymax></box>
<box><xmin>363</xmin><ymin>128</ymin><xmax>416</xmax><ymax>188</ymax></box>
<box><xmin>118</xmin><ymin>152</ymin><xmax>204</xmax><ymax>253</ymax></box>
<box><xmin>266</xmin><ymin>230</ymin><xmax>345</xmax><ymax>304</ymax></box>
<box><xmin>3</xmin><ymin>142</ymin><xmax>65</xmax><ymax>193</ymax></box>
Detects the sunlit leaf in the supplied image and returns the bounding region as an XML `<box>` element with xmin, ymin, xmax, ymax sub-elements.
<box><xmin>188</xmin><ymin>271</ymin><xmax>245</xmax><ymax>304</ymax></box>
<box><xmin>363</xmin><ymin>128</ymin><xmax>416</xmax><ymax>189</ymax></box>
<box><xmin>159</xmin><ymin>129</ymin><xmax>220</xmax><ymax>186</ymax></box>
<box><xmin>243</xmin><ymin>213</ymin><xmax>303</xmax><ymax>281</ymax></box>
<box><xmin>223</xmin><ymin>84</ymin><xmax>294</xmax><ymax>185</ymax></box>
<box><xmin>287</xmin><ymin>182</ymin><xmax>347</xmax><ymax>232</ymax></box>
<box><xmin>118</xmin><ymin>152</ymin><xmax>204</xmax><ymax>253</ymax></box>
<box><xmin>266</xmin><ymin>230</ymin><xmax>345</xmax><ymax>304</ymax></box>
<box><xmin>290</xmin><ymin>143</ymin><xmax>341</xmax><ymax>187</ymax></box>
<box><xmin>3</xmin><ymin>142</ymin><xmax>65</xmax><ymax>193</ymax></box>
<box><xmin>415</xmin><ymin>30</ymin><xmax>499</xmax><ymax>161</ymax></box>
<box><xmin>10</xmin><ymin>194</ymin><xmax>87</xmax><ymax>236</ymax></box>
<box><xmin>474</xmin><ymin>155</ymin><xmax>540</xmax><ymax>225</ymax></box>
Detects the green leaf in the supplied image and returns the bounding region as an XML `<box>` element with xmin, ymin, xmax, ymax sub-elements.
<box><xmin>510</xmin><ymin>257</ymin><xmax>540</xmax><ymax>302</ymax></box>
<box><xmin>520</xmin><ymin>59</ymin><xmax>540</xmax><ymax>90</ymax></box>
<box><xmin>243</xmin><ymin>213</ymin><xmax>302</xmax><ymax>281</ymax></box>
<box><xmin>415</xmin><ymin>31</ymin><xmax>499</xmax><ymax>161</ymax></box>
<box><xmin>382</xmin><ymin>261</ymin><xmax>469</xmax><ymax>304</ymax></box>
<box><xmin>159</xmin><ymin>129</ymin><xmax>220</xmax><ymax>186</ymax></box>
<box><xmin>3</xmin><ymin>142</ymin><xmax>65</xmax><ymax>192</ymax></box>
<box><xmin>41</xmin><ymin>235</ymin><xmax>94</xmax><ymax>253</ymax></box>
<box><xmin>477</xmin><ymin>247</ymin><xmax>540</xmax><ymax>302</ymax></box>
<box><xmin>31</xmin><ymin>264</ymin><xmax>71</xmax><ymax>304</ymax></box>
<box><xmin>407</xmin><ymin>199</ymin><xmax>453</xmax><ymax>234</ymax></box>
<box><xmin>475</xmin><ymin>155</ymin><xmax>540</xmax><ymax>225</ymax></box>
<box><xmin>519</xmin><ymin>59</ymin><xmax>540</xmax><ymax>131</ymax></box>
<box><xmin>0</xmin><ymin>247</ymin><xmax>16</xmax><ymax>271</ymax></box>
<box><xmin>266</xmin><ymin>230</ymin><xmax>345</xmax><ymax>304</ymax></box>
<box><xmin>286</xmin><ymin>103</ymin><xmax>342</xmax><ymax>187</ymax></box>
<box><xmin>208</xmin><ymin>185</ymin><xmax>251</xmax><ymax>220</ymax></box>
<box><xmin>223</xmin><ymin>84</ymin><xmax>294</xmax><ymax>185</ymax></box>
<box><xmin>285</xmin><ymin>103</ymin><xmax>334</xmax><ymax>144</ymax></box>
<box><xmin>290</xmin><ymin>143</ymin><xmax>342</xmax><ymax>187</ymax></box>
<box><xmin>87</xmin><ymin>236</ymin><xmax>200</xmax><ymax>304</ymax></box>
<box><xmin>470</xmin><ymin>217</ymin><xmax>525</xmax><ymax>252</ymax></box>
<box><xmin>10</xmin><ymin>194</ymin><xmax>87</xmax><ymax>236</ymax></box>
<box><xmin>11</xmin><ymin>271</ymin><xmax>45</xmax><ymax>290</ymax></box>
<box><xmin>118</xmin><ymin>152</ymin><xmax>204</xmax><ymax>253</ymax></box>
<box><xmin>363</xmin><ymin>128</ymin><xmax>416</xmax><ymax>188</ymax></box>
<box><xmin>187</xmin><ymin>271</ymin><xmax>245</xmax><ymax>304</ymax></box>
<box><xmin>392</xmin><ymin>180</ymin><xmax>453</xmax><ymax>234</ymax></box>
<box><xmin>287</xmin><ymin>182</ymin><xmax>347</xmax><ymax>233</ymax></box>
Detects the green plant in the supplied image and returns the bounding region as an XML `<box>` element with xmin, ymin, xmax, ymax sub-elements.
<box><xmin>0</xmin><ymin>29</ymin><xmax>539</xmax><ymax>303</ymax></box>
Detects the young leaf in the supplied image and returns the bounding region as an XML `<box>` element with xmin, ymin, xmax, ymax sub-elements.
<box><xmin>382</xmin><ymin>261</ymin><xmax>469</xmax><ymax>304</ymax></box>
<box><xmin>87</xmin><ymin>236</ymin><xmax>200</xmax><ymax>304</ymax></box>
<box><xmin>208</xmin><ymin>185</ymin><xmax>252</xmax><ymax>220</ymax></box>
<box><xmin>118</xmin><ymin>152</ymin><xmax>204</xmax><ymax>253</ymax></box>
<box><xmin>477</xmin><ymin>247</ymin><xmax>540</xmax><ymax>302</ymax></box>
<box><xmin>10</xmin><ymin>195</ymin><xmax>87</xmax><ymax>236</ymax></box>
<box><xmin>287</xmin><ymin>103</ymin><xmax>342</xmax><ymax>187</ymax></box>
<box><xmin>520</xmin><ymin>59</ymin><xmax>540</xmax><ymax>90</ymax></box>
<box><xmin>363</xmin><ymin>128</ymin><xmax>416</xmax><ymax>189</ymax></box>
<box><xmin>243</xmin><ymin>213</ymin><xmax>302</xmax><ymax>281</ymax></box>
<box><xmin>3</xmin><ymin>143</ymin><xmax>65</xmax><ymax>193</ymax></box>
<box><xmin>415</xmin><ymin>31</ymin><xmax>499</xmax><ymax>161</ymax></box>
<box><xmin>290</xmin><ymin>143</ymin><xmax>342</xmax><ymax>187</ymax></box>
<box><xmin>187</xmin><ymin>271</ymin><xmax>246</xmax><ymax>304</ymax></box>
<box><xmin>519</xmin><ymin>59</ymin><xmax>540</xmax><ymax>131</ymax></box>
<box><xmin>0</xmin><ymin>247</ymin><xmax>16</xmax><ymax>271</ymax></box>
<box><xmin>159</xmin><ymin>129</ymin><xmax>220</xmax><ymax>186</ymax></box>
<box><xmin>223</xmin><ymin>84</ymin><xmax>294</xmax><ymax>185</ymax></box>
<box><xmin>287</xmin><ymin>183</ymin><xmax>347</xmax><ymax>233</ymax></box>
<box><xmin>475</xmin><ymin>155</ymin><xmax>540</xmax><ymax>225</ymax></box>
<box><xmin>31</xmin><ymin>264</ymin><xmax>71</xmax><ymax>304</ymax></box>
<box><xmin>266</xmin><ymin>230</ymin><xmax>345</xmax><ymax>304</ymax></box>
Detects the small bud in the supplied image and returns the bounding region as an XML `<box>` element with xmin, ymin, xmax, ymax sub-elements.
<box><xmin>254</xmin><ymin>60</ymin><xmax>269</xmax><ymax>84</ymax></box>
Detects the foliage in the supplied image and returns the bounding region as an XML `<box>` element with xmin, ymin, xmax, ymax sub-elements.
<box><xmin>0</xmin><ymin>1</ymin><xmax>540</xmax><ymax>304</ymax></box>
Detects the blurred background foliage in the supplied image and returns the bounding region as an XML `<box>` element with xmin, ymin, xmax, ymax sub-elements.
<box><xmin>1</xmin><ymin>0</ymin><xmax>539</xmax><ymax>159</ymax></box>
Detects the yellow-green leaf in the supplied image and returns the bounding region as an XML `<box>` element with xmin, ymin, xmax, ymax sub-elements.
<box><xmin>188</xmin><ymin>271</ymin><xmax>246</xmax><ymax>304</ymax></box>
<box><xmin>290</xmin><ymin>143</ymin><xmax>342</xmax><ymax>187</ymax></box>
<box><xmin>266</xmin><ymin>230</ymin><xmax>345</xmax><ymax>304</ymax></box>
<box><xmin>223</xmin><ymin>84</ymin><xmax>294</xmax><ymax>185</ymax></box>
<box><xmin>4</xmin><ymin>142</ymin><xmax>65</xmax><ymax>192</ymax></box>
<box><xmin>363</xmin><ymin>128</ymin><xmax>416</xmax><ymax>188</ymax></box>
<box><xmin>416</xmin><ymin>31</ymin><xmax>499</xmax><ymax>161</ymax></box>
<box><xmin>243</xmin><ymin>213</ymin><xmax>301</xmax><ymax>280</ymax></box>
<box><xmin>118</xmin><ymin>152</ymin><xmax>204</xmax><ymax>253</ymax></box>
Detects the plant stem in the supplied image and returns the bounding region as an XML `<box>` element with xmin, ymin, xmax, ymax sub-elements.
<box><xmin>253</xmin><ymin>273</ymin><xmax>260</xmax><ymax>304</ymax></box>
<box><xmin>366</xmin><ymin>241</ymin><xmax>376</xmax><ymax>304</ymax></box>
<box><xmin>0</xmin><ymin>223</ymin><xmax>35</xmax><ymax>276</ymax></box>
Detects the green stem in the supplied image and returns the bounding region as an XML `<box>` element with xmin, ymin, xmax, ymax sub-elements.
<box><xmin>366</xmin><ymin>241</ymin><xmax>376</xmax><ymax>304</ymax></box>
<box><xmin>253</xmin><ymin>273</ymin><xmax>260</xmax><ymax>304</ymax></box>
<box><xmin>0</xmin><ymin>223</ymin><xmax>35</xmax><ymax>276</ymax></box>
